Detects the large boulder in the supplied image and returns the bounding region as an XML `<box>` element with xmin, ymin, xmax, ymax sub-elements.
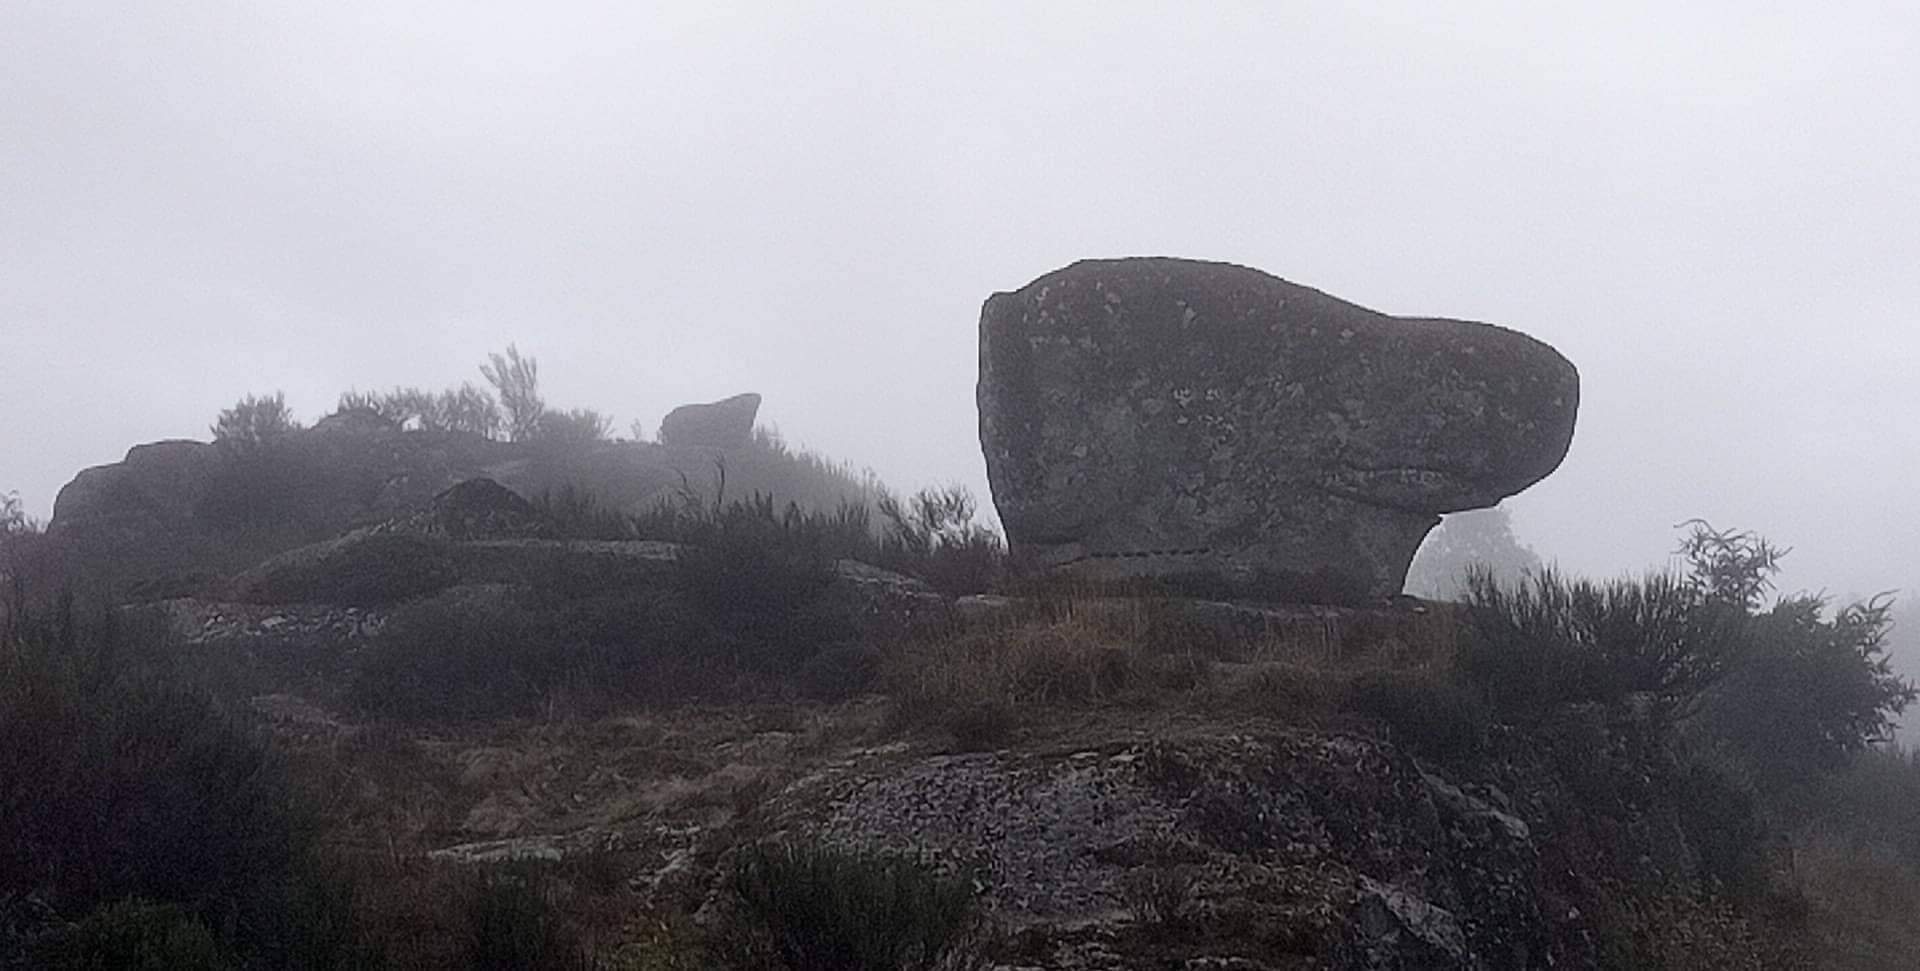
<box><xmin>658</xmin><ymin>392</ymin><xmax>761</xmax><ymax>448</ymax></box>
<box><xmin>978</xmin><ymin>258</ymin><xmax>1578</xmax><ymax>600</ymax></box>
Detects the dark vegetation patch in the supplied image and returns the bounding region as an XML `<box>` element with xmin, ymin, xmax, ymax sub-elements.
<box><xmin>720</xmin><ymin>842</ymin><xmax>987</xmax><ymax>971</ymax></box>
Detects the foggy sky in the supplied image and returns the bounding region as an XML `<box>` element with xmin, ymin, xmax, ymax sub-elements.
<box><xmin>4</xmin><ymin>2</ymin><xmax>1917</xmax><ymax>607</ymax></box>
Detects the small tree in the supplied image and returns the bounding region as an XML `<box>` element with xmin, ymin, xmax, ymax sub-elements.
<box><xmin>210</xmin><ymin>392</ymin><xmax>301</xmax><ymax>446</ymax></box>
<box><xmin>480</xmin><ymin>345</ymin><xmax>545</xmax><ymax>442</ymax></box>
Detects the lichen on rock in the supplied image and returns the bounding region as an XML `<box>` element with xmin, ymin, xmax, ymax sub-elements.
<box><xmin>978</xmin><ymin>258</ymin><xmax>1579</xmax><ymax>600</ymax></box>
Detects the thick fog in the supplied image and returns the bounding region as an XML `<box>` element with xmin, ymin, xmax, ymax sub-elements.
<box><xmin>4</xmin><ymin>3</ymin><xmax>1916</xmax><ymax>605</ymax></box>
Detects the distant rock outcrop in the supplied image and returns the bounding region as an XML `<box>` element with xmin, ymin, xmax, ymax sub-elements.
<box><xmin>658</xmin><ymin>392</ymin><xmax>761</xmax><ymax>448</ymax></box>
<box><xmin>978</xmin><ymin>258</ymin><xmax>1579</xmax><ymax>600</ymax></box>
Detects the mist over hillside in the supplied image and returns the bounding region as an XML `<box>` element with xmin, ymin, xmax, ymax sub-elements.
<box><xmin>5</xmin><ymin>3</ymin><xmax>1919</xmax><ymax>968</ymax></box>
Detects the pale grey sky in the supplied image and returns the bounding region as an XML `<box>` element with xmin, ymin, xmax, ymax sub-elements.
<box><xmin>3</xmin><ymin>1</ymin><xmax>1916</xmax><ymax>605</ymax></box>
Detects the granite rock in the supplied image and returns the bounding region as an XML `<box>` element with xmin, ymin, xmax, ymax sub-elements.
<box><xmin>658</xmin><ymin>392</ymin><xmax>762</xmax><ymax>448</ymax></box>
<box><xmin>978</xmin><ymin>258</ymin><xmax>1578</xmax><ymax>599</ymax></box>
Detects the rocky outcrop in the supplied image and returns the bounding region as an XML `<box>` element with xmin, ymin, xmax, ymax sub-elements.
<box><xmin>47</xmin><ymin>415</ymin><xmax>859</xmax><ymax>595</ymax></box>
<box><xmin>658</xmin><ymin>392</ymin><xmax>762</xmax><ymax>448</ymax></box>
<box><xmin>753</xmin><ymin>731</ymin><xmax>1549</xmax><ymax>969</ymax></box>
<box><xmin>978</xmin><ymin>258</ymin><xmax>1578</xmax><ymax>600</ymax></box>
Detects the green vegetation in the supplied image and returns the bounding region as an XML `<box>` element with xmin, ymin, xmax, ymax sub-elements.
<box><xmin>723</xmin><ymin>842</ymin><xmax>984</xmax><ymax>971</ymax></box>
<box><xmin>0</xmin><ymin>602</ymin><xmax>379</xmax><ymax>968</ymax></box>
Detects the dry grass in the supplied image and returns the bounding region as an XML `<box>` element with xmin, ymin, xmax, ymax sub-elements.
<box><xmin>882</xmin><ymin>594</ymin><xmax>1466</xmax><ymax>749</ymax></box>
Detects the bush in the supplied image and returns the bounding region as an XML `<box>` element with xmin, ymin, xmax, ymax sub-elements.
<box><xmin>211</xmin><ymin>392</ymin><xmax>303</xmax><ymax>447</ymax></box>
<box><xmin>27</xmin><ymin>898</ymin><xmax>236</xmax><ymax>970</ymax></box>
<box><xmin>351</xmin><ymin>586</ymin><xmax>724</xmax><ymax>719</ymax></box>
<box><xmin>464</xmin><ymin>862</ymin><xmax>596</xmax><ymax>971</ymax></box>
<box><xmin>1460</xmin><ymin>566</ymin><xmax>1742</xmax><ymax>723</ymax></box>
<box><xmin>236</xmin><ymin>532</ymin><xmax>459</xmax><ymax>607</ymax></box>
<box><xmin>874</xmin><ymin>486</ymin><xmax>1005</xmax><ymax>596</ymax></box>
<box><xmin>335</xmin><ymin>384</ymin><xmax>502</xmax><ymax>438</ymax></box>
<box><xmin>0</xmin><ymin>602</ymin><xmax>375</xmax><ymax>968</ymax></box>
<box><xmin>1343</xmin><ymin>670</ymin><xmax>1490</xmax><ymax>762</ymax></box>
<box><xmin>1690</xmin><ymin>593</ymin><xmax>1915</xmax><ymax>802</ymax></box>
<box><xmin>533</xmin><ymin>408</ymin><xmax>614</xmax><ymax>445</ymax></box>
<box><xmin>654</xmin><ymin>491</ymin><xmax>848</xmax><ymax>673</ymax></box>
<box><xmin>724</xmin><ymin>842</ymin><xmax>984</xmax><ymax>971</ymax></box>
<box><xmin>1671</xmin><ymin>757</ymin><xmax>1772</xmax><ymax>901</ymax></box>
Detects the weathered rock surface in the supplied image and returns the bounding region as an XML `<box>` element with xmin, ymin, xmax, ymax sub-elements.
<box><xmin>978</xmin><ymin>258</ymin><xmax>1578</xmax><ymax>599</ymax></box>
<box><xmin>755</xmin><ymin>731</ymin><xmax>1549</xmax><ymax>969</ymax></box>
<box><xmin>658</xmin><ymin>392</ymin><xmax>762</xmax><ymax>448</ymax></box>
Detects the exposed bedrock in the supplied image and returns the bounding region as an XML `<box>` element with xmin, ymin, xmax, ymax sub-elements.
<box><xmin>977</xmin><ymin>257</ymin><xmax>1579</xmax><ymax>599</ymax></box>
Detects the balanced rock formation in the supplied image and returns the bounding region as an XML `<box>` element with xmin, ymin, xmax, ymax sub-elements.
<box><xmin>658</xmin><ymin>392</ymin><xmax>761</xmax><ymax>448</ymax></box>
<box><xmin>978</xmin><ymin>258</ymin><xmax>1578</xmax><ymax>600</ymax></box>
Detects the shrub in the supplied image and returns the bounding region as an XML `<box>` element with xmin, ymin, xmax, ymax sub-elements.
<box><xmin>336</xmin><ymin>384</ymin><xmax>503</xmax><ymax>438</ymax></box>
<box><xmin>27</xmin><ymin>898</ymin><xmax>236</xmax><ymax>970</ymax></box>
<box><xmin>655</xmin><ymin>490</ymin><xmax>847</xmax><ymax>673</ymax></box>
<box><xmin>0</xmin><ymin>603</ymin><xmax>377</xmax><ymax>967</ymax></box>
<box><xmin>874</xmin><ymin>486</ymin><xmax>1005</xmax><ymax>596</ymax></box>
<box><xmin>351</xmin><ymin>587</ymin><xmax>723</xmax><ymax>719</ymax></box>
<box><xmin>351</xmin><ymin>592</ymin><xmax>576</xmax><ymax>719</ymax></box>
<box><xmin>464</xmin><ymin>862</ymin><xmax>596</xmax><ymax>971</ymax></box>
<box><xmin>533</xmin><ymin>408</ymin><xmax>614</xmax><ymax>445</ymax></box>
<box><xmin>1460</xmin><ymin>565</ymin><xmax>1742</xmax><ymax>723</ymax></box>
<box><xmin>1343</xmin><ymin>670</ymin><xmax>1490</xmax><ymax>762</ymax></box>
<box><xmin>1671</xmin><ymin>757</ymin><xmax>1772</xmax><ymax>901</ymax></box>
<box><xmin>724</xmin><ymin>842</ymin><xmax>984</xmax><ymax>971</ymax></box>
<box><xmin>237</xmin><ymin>532</ymin><xmax>459</xmax><ymax>607</ymax></box>
<box><xmin>1689</xmin><ymin>593</ymin><xmax>1915</xmax><ymax>802</ymax></box>
<box><xmin>211</xmin><ymin>391</ymin><xmax>303</xmax><ymax>447</ymax></box>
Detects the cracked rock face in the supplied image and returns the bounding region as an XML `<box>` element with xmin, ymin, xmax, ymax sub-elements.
<box><xmin>978</xmin><ymin>258</ymin><xmax>1578</xmax><ymax>598</ymax></box>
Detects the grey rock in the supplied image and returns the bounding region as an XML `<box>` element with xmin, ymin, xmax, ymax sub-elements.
<box><xmin>658</xmin><ymin>392</ymin><xmax>762</xmax><ymax>448</ymax></box>
<box><xmin>427</xmin><ymin>477</ymin><xmax>548</xmax><ymax>539</ymax></box>
<box><xmin>978</xmin><ymin>258</ymin><xmax>1578</xmax><ymax>599</ymax></box>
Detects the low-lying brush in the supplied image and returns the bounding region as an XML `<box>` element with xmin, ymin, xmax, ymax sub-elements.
<box><xmin>0</xmin><ymin>600</ymin><xmax>380</xmax><ymax>968</ymax></box>
<box><xmin>1459</xmin><ymin>565</ymin><xmax>1742</xmax><ymax>723</ymax></box>
<box><xmin>723</xmin><ymin>841</ymin><xmax>986</xmax><ymax>971</ymax></box>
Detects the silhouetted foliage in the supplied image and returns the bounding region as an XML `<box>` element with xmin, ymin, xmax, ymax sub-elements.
<box><xmin>1675</xmin><ymin>519</ymin><xmax>1788</xmax><ymax>611</ymax></box>
<box><xmin>1461</xmin><ymin>565</ymin><xmax>1743</xmax><ymax>723</ymax></box>
<box><xmin>533</xmin><ymin>407</ymin><xmax>614</xmax><ymax>444</ymax></box>
<box><xmin>211</xmin><ymin>391</ymin><xmax>302</xmax><ymax>446</ymax></box>
<box><xmin>875</xmin><ymin>485</ymin><xmax>1005</xmax><ymax>596</ymax></box>
<box><xmin>480</xmin><ymin>344</ymin><xmax>545</xmax><ymax>442</ymax></box>
<box><xmin>336</xmin><ymin>384</ymin><xmax>503</xmax><ymax>438</ymax></box>
<box><xmin>724</xmin><ymin>842</ymin><xmax>984</xmax><ymax>971</ymax></box>
<box><xmin>1692</xmin><ymin>592</ymin><xmax>1915</xmax><ymax>800</ymax></box>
